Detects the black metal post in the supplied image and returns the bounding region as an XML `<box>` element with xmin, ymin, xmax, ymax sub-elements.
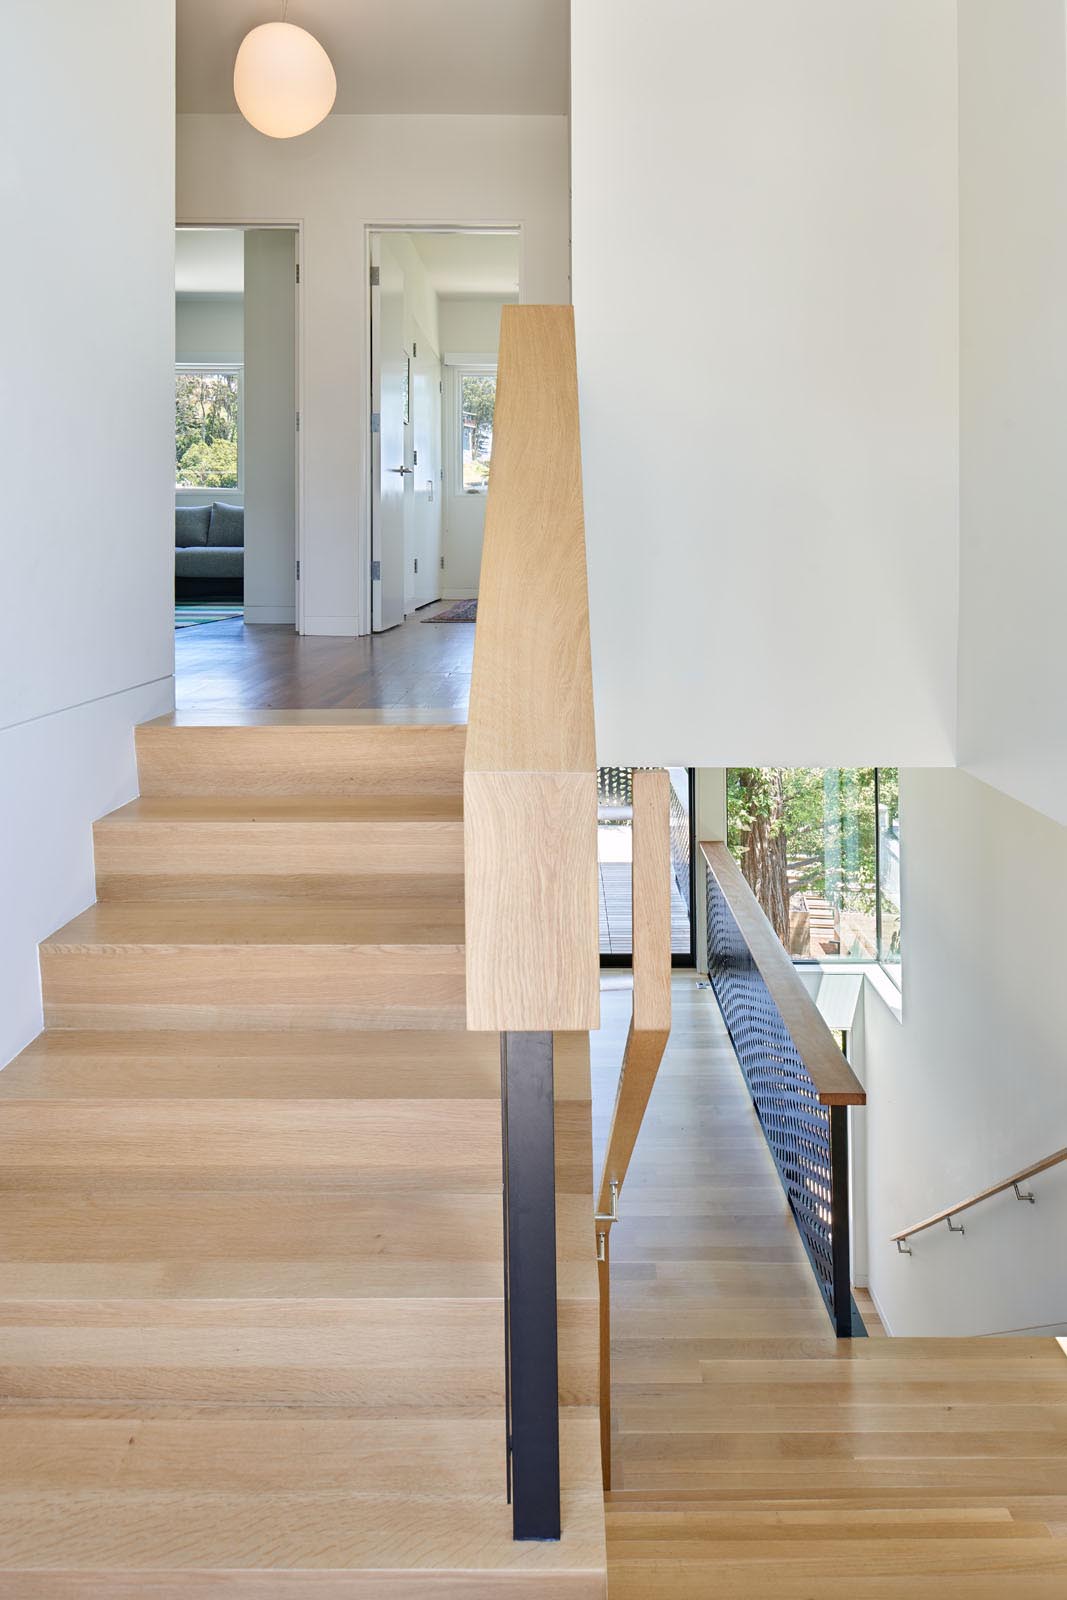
<box><xmin>829</xmin><ymin>1104</ymin><xmax>852</xmax><ymax>1338</ymax></box>
<box><xmin>500</xmin><ymin>1030</ymin><xmax>561</xmax><ymax>1541</ymax></box>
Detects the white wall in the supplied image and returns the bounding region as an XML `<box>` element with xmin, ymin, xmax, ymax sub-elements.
<box><xmin>177</xmin><ymin>115</ymin><xmax>570</xmax><ymax>635</ymax></box>
<box><xmin>957</xmin><ymin>1</ymin><xmax>1067</xmax><ymax>827</ymax></box>
<box><xmin>244</xmin><ymin>230</ymin><xmax>297</xmax><ymax>625</ymax></box>
<box><xmin>176</xmin><ymin>294</ymin><xmax>243</xmax><ymax>364</ymax></box>
<box><xmin>860</xmin><ymin>768</ymin><xmax>1067</xmax><ymax>1336</ymax></box>
<box><xmin>0</xmin><ymin>0</ymin><xmax>175</xmax><ymax>1066</ymax></box>
<box><xmin>571</xmin><ymin>0</ymin><xmax>959</xmax><ymax>768</ymax></box>
<box><xmin>439</xmin><ymin>297</ymin><xmax>511</xmax><ymax>355</ymax></box>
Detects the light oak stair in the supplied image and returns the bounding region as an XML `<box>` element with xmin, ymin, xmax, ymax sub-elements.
<box><xmin>0</xmin><ymin>718</ymin><xmax>606</xmax><ymax>1594</ymax></box>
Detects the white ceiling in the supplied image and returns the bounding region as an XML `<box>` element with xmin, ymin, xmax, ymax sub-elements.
<box><xmin>411</xmin><ymin>232</ymin><xmax>520</xmax><ymax>298</ymax></box>
<box><xmin>176</xmin><ymin>0</ymin><xmax>569</xmax><ymax>116</ymax></box>
<box><xmin>176</xmin><ymin>228</ymin><xmax>245</xmax><ymax>294</ymax></box>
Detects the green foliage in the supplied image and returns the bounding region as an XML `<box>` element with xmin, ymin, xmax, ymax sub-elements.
<box><xmin>176</xmin><ymin>371</ymin><xmax>239</xmax><ymax>488</ymax></box>
<box><xmin>728</xmin><ymin>768</ymin><xmax>879</xmax><ymax>912</ymax></box>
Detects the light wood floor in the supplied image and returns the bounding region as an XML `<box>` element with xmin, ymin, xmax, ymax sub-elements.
<box><xmin>175</xmin><ymin>608</ymin><xmax>474</xmax><ymax>713</ymax></box>
<box><xmin>591</xmin><ymin>974</ymin><xmax>1067</xmax><ymax>1598</ymax></box>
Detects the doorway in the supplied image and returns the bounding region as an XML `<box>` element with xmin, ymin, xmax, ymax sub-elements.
<box><xmin>368</xmin><ymin>228</ymin><xmax>521</xmax><ymax>632</ymax></box>
<box><xmin>174</xmin><ymin>225</ymin><xmax>300</xmax><ymax>636</ymax></box>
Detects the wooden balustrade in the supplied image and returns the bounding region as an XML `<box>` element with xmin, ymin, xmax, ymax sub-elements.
<box><xmin>463</xmin><ymin>305</ymin><xmax>600</xmax><ymax>1033</ymax></box>
<box><xmin>595</xmin><ymin>768</ymin><xmax>673</xmax><ymax>1487</ymax></box>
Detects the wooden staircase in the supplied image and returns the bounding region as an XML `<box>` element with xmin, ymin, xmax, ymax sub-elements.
<box><xmin>0</xmin><ymin>716</ymin><xmax>606</xmax><ymax>1594</ymax></box>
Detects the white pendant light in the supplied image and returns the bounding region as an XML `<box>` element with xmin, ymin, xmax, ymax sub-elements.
<box><xmin>234</xmin><ymin>8</ymin><xmax>337</xmax><ymax>140</ymax></box>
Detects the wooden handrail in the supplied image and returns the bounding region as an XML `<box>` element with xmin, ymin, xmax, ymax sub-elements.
<box><xmin>701</xmin><ymin>842</ymin><xmax>866</xmax><ymax>1107</ymax></box>
<box><xmin>595</xmin><ymin>768</ymin><xmax>672</xmax><ymax>1490</ymax></box>
<box><xmin>463</xmin><ymin>306</ymin><xmax>600</xmax><ymax>1032</ymax></box>
<box><xmin>596</xmin><ymin>770</ymin><xmax>672</xmax><ymax>1222</ymax></box>
<box><xmin>891</xmin><ymin>1148</ymin><xmax>1067</xmax><ymax>1244</ymax></box>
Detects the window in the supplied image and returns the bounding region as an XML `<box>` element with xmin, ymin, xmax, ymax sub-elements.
<box><xmin>457</xmin><ymin>369</ymin><xmax>496</xmax><ymax>492</ymax></box>
<box><xmin>727</xmin><ymin>768</ymin><xmax>901</xmax><ymax>978</ymax></box>
<box><xmin>598</xmin><ymin>767</ymin><xmax>696</xmax><ymax>964</ymax></box>
<box><xmin>876</xmin><ymin>768</ymin><xmax>901</xmax><ymax>970</ymax></box>
<box><xmin>176</xmin><ymin>367</ymin><xmax>241</xmax><ymax>489</ymax></box>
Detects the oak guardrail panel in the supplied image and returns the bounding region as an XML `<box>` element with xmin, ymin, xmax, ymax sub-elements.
<box><xmin>596</xmin><ymin>769</ymin><xmax>672</xmax><ymax>1222</ymax></box>
<box><xmin>463</xmin><ymin>306</ymin><xmax>600</xmax><ymax>1033</ymax></box>
<box><xmin>595</xmin><ymin>767</ymin><xmax>673</xmax><ymax>1489</ymax></box>
<box><xmin>891</xmin><ymin>1147</ymin><xmax>1067</xmax><ymax>1244</ymax></box>
<box><xmin>701</xmin><ymin>843</ymin><xmax>866</xmax><ymax>1107</ymax></box>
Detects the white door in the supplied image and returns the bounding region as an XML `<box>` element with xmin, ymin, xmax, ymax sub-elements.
<box><xmin>412</xmin><ymin>329</ymin><xmax>442</xmax><ymax>607</ymax></box>
<box><xmin>371</xmin><ymin>235</ymin><xmax>409</xmax><ymax>631</ymax></box>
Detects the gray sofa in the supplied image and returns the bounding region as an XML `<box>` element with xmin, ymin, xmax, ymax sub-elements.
<box><xmin>175</xmin><ymin>502</ymin><xmax>244</xmax><ymax>597</ymax></box>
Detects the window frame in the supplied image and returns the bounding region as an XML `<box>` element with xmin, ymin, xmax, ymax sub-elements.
<box><xmin>175</xmin><ymin>362</ymin><xmax>245</xmax><ymax>493</ymax></box>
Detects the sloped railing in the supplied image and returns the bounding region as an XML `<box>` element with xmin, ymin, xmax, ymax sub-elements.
<box><xmin>702</xmin><ymin>843</ymin><xmax>866</xmax><ymax>1337</ymax></box>
<box><xmin>463</xmin><ymin>306</ymin><xmax>600</xmax><ymax>1540</ymax></box>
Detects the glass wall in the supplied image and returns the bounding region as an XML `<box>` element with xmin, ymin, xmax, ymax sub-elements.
<box><xmin>726</xmin><ymin>768</ymin><xmax>900</xmax><ymax>976</ymax></box>
<box><xmin>598</xmin><ymin>767</ymin><xmax>695</xmax><ymax>962</ymax></box>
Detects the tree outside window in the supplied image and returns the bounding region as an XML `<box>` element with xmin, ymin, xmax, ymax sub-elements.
<box><xmin>176</xmin><ymin>369</ymin><xmax>240</xmax><ymax>489</ymax></box>
<box><xmin>727</xmin><ymin>767</ymin><xmax>901</xmax><ymax>975</ymax></box>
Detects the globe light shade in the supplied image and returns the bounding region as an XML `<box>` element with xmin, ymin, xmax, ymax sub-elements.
<box><xmin>233</xmin><ymin>22</ymin><xmax>337</xmax><ymax>139</ymax></box>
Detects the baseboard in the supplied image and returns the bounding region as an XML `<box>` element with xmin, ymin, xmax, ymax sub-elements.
<box><xmin>867</xmin><ymin>1282</ymin><xmax>895</xmax><ymax>1336</ymax></box>
<box><xmin>442</xmin><ymin>587</ymin><xmax>479</xmax><ymax>600</ymax></box>
<box><xmin>244</xmin><ymin>605</ymin><xmax>296</xmax><ymax>626</ymax></box>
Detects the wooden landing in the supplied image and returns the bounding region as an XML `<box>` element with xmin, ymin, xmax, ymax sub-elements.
<box><xmin>593</xmin><ymin>976</ymin><xmax>1067</xmax><ymax>1598</ymax></box>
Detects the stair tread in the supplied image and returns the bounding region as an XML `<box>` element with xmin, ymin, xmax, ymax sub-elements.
<box><xmin>0</xmin><ymin>1409</ymin><xmax>605</xmax><ymax>1577</ymax></box>
<box><xmin>98</xmin><ymin>796</ymin><xmax>465</xmax><ymax>825</ymax></box>
<box><xmin>43</xmin><ymin>902</ymin><xmax>466</xmax><ymax>949</ymax></box>
<box><xmin>0</xmin><ymin>1029</ymin><xmax>591</xmax><ymax>1101</ymax></box>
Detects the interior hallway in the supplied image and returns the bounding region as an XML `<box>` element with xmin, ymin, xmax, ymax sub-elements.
<box><xmin>592</xmin><ymin>974</ymin><xmax>1067</xmax><ymax>1597</ymax></box>
<box><xmin>175</xmin><ymin>607</ymin><xmax>474</xmax><ymax>713</ymax></box>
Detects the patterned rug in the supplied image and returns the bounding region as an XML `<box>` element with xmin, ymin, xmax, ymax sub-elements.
<box><xmin>421</xmin><ymin>599</ymin><xmax>477</xmax><ymax>624</ymax></box>
<box><xmin>175</xmin><ymin>604</ymin><xmax>244</xmax><ymax>630</ymax></box>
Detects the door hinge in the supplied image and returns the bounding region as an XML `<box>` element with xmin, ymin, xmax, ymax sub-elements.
<box><xmin>295</xmin><ymin>411</ymin><xmax>300</xmax><ymax>432</ymax></box>
<box><xmin>440</xmin><ymin>555</ymin><xmax>445</xmax><ymax>570</ymax></box>
<box><xmin>296</xmin><ymin>559</ymin><xmax>301</xmax><ymax>581</ymax></box>
<box><xmin>369</xmin><ymin>265</ymin><xmax>380</xmax><ymax>287</ymax></box>
<box><xmin>413</xmin><ymin>448</ymin><xmax>418</xmax><ymax>466</ymax></box>
<box><xmin>370</xmin><ymin>411</ymin><xmax>381</xmax><ymax>434</ymax></box>
<box><xmin>414</xmin><ymin>557</ymin><xmax>419</xmax><ymax>574</ymax></box>
<box><xmin>296</xmin><ymin>262</ymin><xmax>301</xmax><ymax>285</ymax></box>
<box><xmin>412</xmin><ymin>340</ymin><xmax>417</xmax><ymax>357</ymax></box>
<box><xmin>371</xmin><ymin>559</ymin><xmax>381</xmax><ymax>581</ymax></box>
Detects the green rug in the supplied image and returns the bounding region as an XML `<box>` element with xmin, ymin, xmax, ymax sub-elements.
<box><xmin>175</xmin><ymin>604</ymin><xmax>243</xmax><ymax>630</ymax></box>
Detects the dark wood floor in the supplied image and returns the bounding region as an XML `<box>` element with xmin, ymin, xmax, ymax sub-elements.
<box><xmin>174</xmin><ymin>609</ymin><xmax>474</xmax><ymax>713</ymax></box>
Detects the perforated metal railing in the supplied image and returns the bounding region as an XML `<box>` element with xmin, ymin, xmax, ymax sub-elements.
<box><xmin>705</xmin><ymin>869</ymin><xmax>855</xmax><ymax>1336</ymax></box>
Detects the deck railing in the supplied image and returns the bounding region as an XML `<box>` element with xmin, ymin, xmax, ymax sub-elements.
<box><xmin>463</xmin><ymin>306</ymin><xmax>599</xmax><ymax>1541</ymax></box>
<box><xmin>702</xmin><ymin>843</ymin><xmax>866</xmax><ymax>1337</ymax></box>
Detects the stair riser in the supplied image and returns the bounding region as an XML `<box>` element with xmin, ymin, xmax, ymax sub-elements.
<box><xmin>136</xmin><ymin>725</ymin><xmax>466</xmax><ymax>800</ymax></box>
<box><xmin>93</xmin><ymin>820</ymin><xmax>464</xmax><ymax>903</ymax></box>
<box><xmin>40</xmin><ymin>946</ymin><xmax>466</xmax><ymax>1031</ymax></box>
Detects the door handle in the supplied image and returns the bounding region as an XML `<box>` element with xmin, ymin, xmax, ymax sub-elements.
<box><xmin>389</xmin><ymin>465</ymin><xmax>414</xmax><ymax>475</ymax></box>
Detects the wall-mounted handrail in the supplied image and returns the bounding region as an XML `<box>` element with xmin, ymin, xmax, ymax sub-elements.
<box><xmin>462</xmin><ymin>307</ymin><xmax>600</xmax><ymax>1542</ymax></box>
<box><xmin>594</xmin><ymin>769</ymin><xmax>672</xmax><ymax>1489</ymax></box>
<box><xmin>702</xmin><ymin>842</ymin><xmax>865</xmax><ymax>1337</ymax></box>
<box><xmin>891</xmin><ymin>1147</ymin><xmax>1067</xmax><ymax>1248</ymax></box>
